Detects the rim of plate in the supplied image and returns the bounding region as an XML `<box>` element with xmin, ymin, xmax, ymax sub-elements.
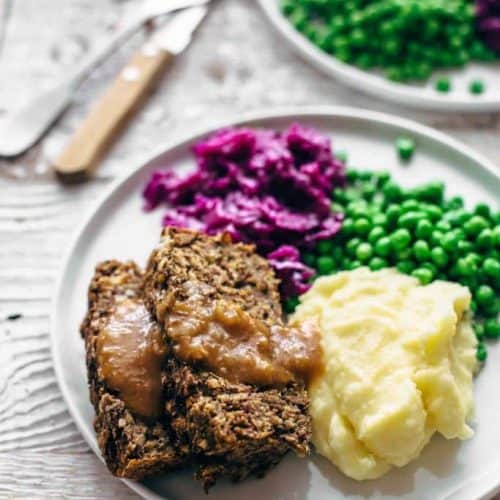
<box><xmin>257</xmin><ymin>0</ymin><xmax>500</xmax><ymax>113</ymax></box>
<box><xmin>50</xmin><ymin>106</ymin><xmax>499</xmax><ymax>500</ymax></box>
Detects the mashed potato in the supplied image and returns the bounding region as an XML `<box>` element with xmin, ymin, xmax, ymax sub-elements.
<box><xmin>291</xmin><ymin>268</ymin><xmax>477</xmax><ymax>480</ymax></box>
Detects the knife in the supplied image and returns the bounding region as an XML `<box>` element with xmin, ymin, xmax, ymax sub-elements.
<box><xmin>53</xmin><ymin>5</ymin><xmax>208</xmax><ymax>182</ymax></box>
<box><xmin>0</xmin><ymin>0</ymin><xmax>209</xmax><ymax>159</ymax></box>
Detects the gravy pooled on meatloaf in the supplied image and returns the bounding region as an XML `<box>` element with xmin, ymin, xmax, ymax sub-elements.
<box><xmin>144</xmin><ymin>228</ymin><xmax>321</xmax><ymax>386</ymax></box>
<box><xmin>81</xmin><ymin>228</ymin><xmax>314</xmax><ymax>490</ymax></box>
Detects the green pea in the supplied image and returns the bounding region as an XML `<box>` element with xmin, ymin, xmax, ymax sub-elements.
<box><xmin>354</xmin><ymin>217</ymin><xmax>371</xmax><ymax>236</ymax></box>
<box><xmin>474</xmin><ymin>203</ymin><xmax>491</xmax><ymax>218</ymax></box>
<box><xmin>412</xmin><ymin>267</ymin><xmax>433</xmax><ymax>285</ymax></box>
<box><xmin>457</xmin><ymin>239</ymin><xmax>474</xmax><ymax>255</ymax></box>
<box><xmin>464</xmin><ymin>215</ymin><xmax>489</xmax><ymax>237</ymax></box>
<box><xmin>342</xmin><ymin>218</ymin><xmax>355</xmax><ymax>236</ymax></box>
<box><xmin>317</xmin><ymin>239</ymin><xmax>334</xmax><ymax>255</ymax></box>
<box><xmin>356</xmin><ymin>242</ymin><xmax>373</xmax><ymax>262</ymax></box>
<box><xmin>369</xmin><ymin>257</ymin><xmax>388</xmax><ymax>271</ymax></box>
<box><xmin>474</xmin><ymin>322</ymin><xmax>485</xmax><ymax>340</ymax></box>
<box><xmin>386</xmin><ymin>204</ymin><xmax>402</xmax><ymax>225</ymax></box>
<box><xmin>484</xmin><ymin>319</ymin><xmax>500</xmax><ymax>339</ymax></box>
<box><xmin>442</xmin><ymin>231</ymin><xmax>461</xmax><ymax>253</ymax></box>
<box><xmin>430</xmin><ymin>247</ymin><xmax>449</xmax><ymax>268</ymax></box>
<box><xmin>444</xmin><ymin>196</ymin><xmax>464</xmax><ymax>211</ymax></box>
<box><xmin>469</xmin><ymin>79</ymin><xmax>485</xmax><ymax>95</ymax></box>
<box><xmin>369</xmin><ymin>210</ymin><xmax>385</xmax><ymax>224</ymax></box>
<box><xmin>415</xmin><ymin>219</ymin><xmax>433</xmax><ymax>239</ymax></box>
<box><xmin>476</xmin><ymin>229</ymin><xmax>494</xmax><ymax>250</ymax></box>
<box><xmin>398</xmin><ymin>211</ymin><xmax>426</xmax><ymax>230</ymax></box>
<box><xmin>476</xmin><ymin>285</ymin><xmax>495</xmax><ymax>306</ymax></box>
<box><xmin>401</xmin><ymin>199</ymin><xmax>419</xmax><ymax>211</ymax></box>
<box><xmin>422</xmin><ymin>204</ymin><xmax>443</xmax><ymax>222</ymax></box>
<box><xmin>368</xmin><ymin>227</ymin><xmax>385</xmax><ymax>244</ymax></box>
<box><xmin>483</xmin><ymin>257</ymin><xmax>500</xmax><ymax>279</ymax></box>
<box><xmin>383</xmin><ymin>182</ymin><xmax>403</xmax><ymax>202</ymax></box>
<box><xmin>317</xmin><ymin>256</ymin><xmax>336</xmax><ymax>275</ymax></box>
<box><xmin>331</xmin><ymin>202</ymin><xmax>344</xmax><ymax>213</ymax></box>
<box><xmin>332</xmin><ymin>246</ymin><xmax>344</xmax><ymax>262</ymax></box>
<box><xmin>346</xmin><ymin>238</ymin><xmax>362</xmax><ymax>256</ymax></box>
<box><xmin>397</xmin><ymin>260</ymin><xmax>415</xmax><ymax>274</ymax></box>
<box><xmin>374</xmin><ymin>236</ymin><xmax>392</xmax><ymax>257</ymax></box>
<box><xmin>349</xmin><ymin>260</ymin><xmax>363</xmax><ymax>270</ymax></box>
<box><xmin>284</xmin><ymin>296</ymin><xmax>300</xmax><ymax>314</ymax></box>
<box><xmin>493</xmin><ymin>226</ymin><xmax>500</xmax><ymax>248</ymax></box>
<box><xmin>374</xmin><ymin>171</ymin><xmax>391</xmax><ymax>186</ymax></box>
<box><xmin>435</xmin><ymin>76</ymin><xmax>451</xmax><ymax>92</ymax></box>
<box><xmin>435</xmin><ymin>220</ymin><xmax>452</xmax><ymax>232</ymax></box>
<box><xmin>302</xmin><ymin>252</ymin><xmax>316</xmax><ymax>267</ymax></box>
<box><xmin>445</xmin><ymin>209</ymin><xmax>470</xmax><ymax>227</ymax></box>
<box><xmin>390</xmin><ymin>228</ymin><xmax>412</xmax><ymax>250</ymax></box>
<box><xmin>341</xmin><ymin>257</ymin><xmax>352</xmax><ymax>270</ymax></box>
<box><xmin>481</xmin><ymin>299</ymin><xmax>500</xmax><ymax>318</ymax></box>
<box><xmin>413</xmin><ymin>240</ymin><xmax>430</xmax><ymax>261</ymax></box>
<box><xmin>456</xmin><ymin>257</ymin><xmax>476</xmax><ymax>277</ymax></box>
<box><xmin>477</xmin><ymin>342</ymin><xmax>487</xmax><ymax>362</ymax></box>
<box><xmin>396</xmin><ymin>136</ymin><xmax>416</xmax><ymax>161</ymax></box>
<box><xmin>431</xmin><ymin>230</ymin><xmax>444</xmax><ymax>246</ymax></box>
<box><xmin>421</xmin><ymin>262</ymin><xmax>437</xmax><ymax>278</ymax></box>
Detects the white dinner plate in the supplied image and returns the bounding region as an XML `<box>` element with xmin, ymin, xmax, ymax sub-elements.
<box><xmin>258</xmin><ymin>1</ymin><xmax>500</xmax><ymax>112</ymax></box>
<box><xmin>51</xmin><ymin>107</ymin><xmax>500</xmax><ymax>500</ymax></box>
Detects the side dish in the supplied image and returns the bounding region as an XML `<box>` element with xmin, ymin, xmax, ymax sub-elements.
<box><xmin>292</xmin><ymin>268</ymin><xmax>477</xmax><ymax>480</ymax></box>
<box><xmin>281</xmin><ymin>0</ymin><xmax>500</xmax><ymax>85</ymax></box>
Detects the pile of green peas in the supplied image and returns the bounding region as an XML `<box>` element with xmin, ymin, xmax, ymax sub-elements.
<box><xmin>281</xmin><ymin>0</ymin><xmax>497</xmax><ymax>82</ymax></box>
<box><xmin>300</xmin><ymin>167</ymin><xmax>500</xmax><ymax>362</ymax></box>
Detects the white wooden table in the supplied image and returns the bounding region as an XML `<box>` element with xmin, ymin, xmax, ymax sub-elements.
<box><xmin>0</xmin><ymin>0</ymin><xmax>499</xmax><ymax>497</ymax></box>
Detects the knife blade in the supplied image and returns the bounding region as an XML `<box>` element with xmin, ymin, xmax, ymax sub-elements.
<box><xmin>54</xmin><ymin>5</ymin><xmax>208</xmax><ymax>182</ymax></box>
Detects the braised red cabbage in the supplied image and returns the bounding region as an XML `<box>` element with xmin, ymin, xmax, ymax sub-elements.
<box><xmin>143</xmin><ymin>123</ymin><xmax>345</xmax><ymax>297</ymax></box>
<box><xmin>477</xmin><ymin>0</ymin><xmax>500</xmax><ymax>53</ymax></box>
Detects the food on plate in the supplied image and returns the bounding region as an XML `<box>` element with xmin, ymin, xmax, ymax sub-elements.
<box><xmin>395</xmin><ymin>136</ymin><xmax>416</xmax><ymax>161</ymax></box>
<box><xmin>142</xmin><ymin>123</ymin><xmax>346</xmax><ymax>297</ymax></box>
<box><xmin>144</xmin><ymin>228</ymin><xmax>321</xmax><ymax>386</ymax></box>
<box><xmin>476</xmin><ymin>0</ymin><xmax>500</xmax><ymax>54</ymax></box>
<box><xmin>291</xmin><ymin>267</ymin><xmax>478</xmax><ymax>480</ymax></box>
<box><xmin>281</xmin><ymin>0</ymin><xmax>499</xmax><ymax>84</ymax></box>
<box><xmin>309</xmin><ymin>167</ymin><xmax>500</xmax><ymax>360</ymax></box>
<box><xmin>81</xmin><ymin>228</ymin><xmax>313</xmax><ymax>490</ymax></box>
<box><xmin>81</xmin><ymin>261</ymin><xmax>184</xmax><ymax>478</ymax></box>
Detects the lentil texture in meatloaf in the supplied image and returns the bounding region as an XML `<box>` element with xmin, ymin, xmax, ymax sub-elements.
<box><xmin>144</xmin><ymin>228</ymin><xmax>311</xmax><ymax>490</ymax></box>
<box><xmin>80</xmin><ymin>260</ymin><xmax>185</xmax><ymax>479</ymax></box>
<box><xmin>81</xmin><ymin>229</ymin><xmax>312</xmax><ymax>490</ymax></box>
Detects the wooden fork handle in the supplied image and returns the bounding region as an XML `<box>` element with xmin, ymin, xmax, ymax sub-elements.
<box><xmin>54</xmin><ymin>47</ymin><xmax>174</xmax><ymax>182</ymax></box>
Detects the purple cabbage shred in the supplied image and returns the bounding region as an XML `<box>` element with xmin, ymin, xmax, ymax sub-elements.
<box><xmin>143</xmin><ymin>123</ymin><xmax>345</xmax><ymax>298</ymax></box>
<box><xmin>476</xmin><ymin>0</ymin><xmax>500</xmax><ymax>53</ymax></box>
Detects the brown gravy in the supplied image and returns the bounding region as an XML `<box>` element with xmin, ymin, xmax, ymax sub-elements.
<box><xmin>167</xmin><ymin>298</ymin><xmax>321</xmax><ymax>386</ymax></box>
<box><xmin>97</xmin><ymin>299</ymin><xmax>166</xmax><ymax>419</ymax></box>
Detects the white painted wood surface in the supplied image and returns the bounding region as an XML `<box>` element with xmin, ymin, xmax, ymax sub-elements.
<box><xmin>0</xmin><ymin>0</ymin><xmax>499</xmax><ymax>498</ymax></box>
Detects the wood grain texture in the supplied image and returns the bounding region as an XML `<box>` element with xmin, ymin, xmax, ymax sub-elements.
<box><xmin>0</xmin><ymin>0</ymin><xmax>499</xmax><ymax>498</ymax></box>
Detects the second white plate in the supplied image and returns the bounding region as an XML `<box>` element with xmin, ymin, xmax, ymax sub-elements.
<box><xmin>258</xmin><ymin>0</ymin><xmax>500</xmax><ymax>112</ymax></box>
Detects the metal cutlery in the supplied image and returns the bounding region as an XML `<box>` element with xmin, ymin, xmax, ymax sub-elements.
<box><xmin>54</xmin><ymin>5</ymin><xmax>209</xmax><ymax>182</ymax></box>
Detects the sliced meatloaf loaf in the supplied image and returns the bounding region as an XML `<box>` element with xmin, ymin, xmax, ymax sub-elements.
<box><xmin>144</xmin><ymin>228</ymin><xmax>311</xmax><ymax>490</ymax></box>
<box><xmin>80</xmin><ymin>260</ymin><xmax>185</xmax><ymax>479</ymax></box>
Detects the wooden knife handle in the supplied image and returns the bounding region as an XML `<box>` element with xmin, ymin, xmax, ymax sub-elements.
<box><xmin>54</xmin><ymin>47</ymin><xmax>174</xmax><ymax>182</ymax></box>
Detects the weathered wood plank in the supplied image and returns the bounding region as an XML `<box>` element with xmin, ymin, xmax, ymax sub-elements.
<box><xmin>0</xmin><ymin>452</ymin><xmax>136</xmax><ymax>498</ymax></box>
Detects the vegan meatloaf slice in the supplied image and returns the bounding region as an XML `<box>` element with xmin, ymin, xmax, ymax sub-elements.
<box><xmin>80</xmin><ymin>260</ymin><xmax>185</xmax><ymax>479</ymax></box>
<box><xmin>144</xmin><ymin>227</ymin><xmax>311</xmax><ymax>490</ymax></box>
